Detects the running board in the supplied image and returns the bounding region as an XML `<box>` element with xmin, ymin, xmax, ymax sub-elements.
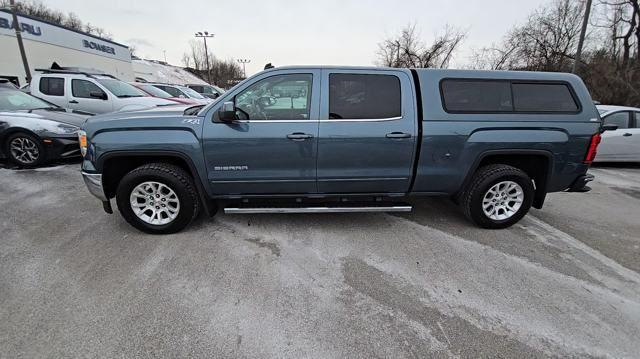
<box><xmin>224</xmin><ymin>205</ymin><xmax>412</xmax><ymax>214</ymax></box>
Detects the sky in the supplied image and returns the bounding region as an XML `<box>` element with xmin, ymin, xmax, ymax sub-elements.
<box><xmin>45</xmin><ymin>0</ymin><xmax>550</xmax><ymax>76</ymax></box>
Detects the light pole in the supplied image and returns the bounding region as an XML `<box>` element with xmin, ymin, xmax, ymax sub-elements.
<box><xmin>237</xmin><ymin>59</ymin><xmax>250</xmax><ymax>78</ymax></box>
<box><xmin>572</xmin><ymin>0</ymin><xmax>592</xmax><ymax>74</ymax></box>
<box><xmin>10</xmin><ymin>0</ymin><xmax>31</xmax><ymax>83</ymax></box>
<box><xmin>195</xmin><ymin>31</ymin><xmax>214</xmax><ymax>84</ymax></box>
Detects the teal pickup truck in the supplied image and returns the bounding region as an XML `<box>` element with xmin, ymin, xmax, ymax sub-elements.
<box><xmin>79</xmin><ymin>66</ymin><xmax>604</xmax><ymax>234</ymax></box>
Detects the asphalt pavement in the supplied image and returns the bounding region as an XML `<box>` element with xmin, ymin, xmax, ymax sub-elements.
<box><xmin>1</xmin><ymin>162</ymin><xmax>639</xmax><ymax>358</ymax></box>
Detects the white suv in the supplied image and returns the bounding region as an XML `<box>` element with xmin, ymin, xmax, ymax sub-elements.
<box><xmin>30</xmin><ymin>70</ymin><xmax>176</xmax><ymax>114</ymax></box>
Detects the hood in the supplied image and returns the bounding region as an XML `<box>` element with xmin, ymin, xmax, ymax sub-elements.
<box><xmin>3</xmin><ymin>109</ymin><xmax>90</xmax><ymax>127</ymax></box>
<box><xmin>82</xmin><ymin>104</ymin><xmax>202</xmax><ymax>138</ymax></box>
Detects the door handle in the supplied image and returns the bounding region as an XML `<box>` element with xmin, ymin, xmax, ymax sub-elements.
<box><xmin>385</xmin><ymin>132</ymin><xmax>411</xmax><ymax>139</ymax></box>
<box><xmin>287</xmin><ymin>133</ymin><xmax>313</xmax><ymax>141</ymax></box>
<box><xmin>623</xmin><ymin>133</ymin><xmax>633</xmax><ymax>137</ymax></box>
<box><xmin>69</xmin><ymin>100</ymin><xmax>79</xmax><ymax>104</ymax></box>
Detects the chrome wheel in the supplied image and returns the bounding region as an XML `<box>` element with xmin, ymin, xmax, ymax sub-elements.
<box><xmin>10</xmin><ymin>137</ymin><xmax>40</xmax><ymax>164</ymax></box>
<box><xmin>129</xmin><ymin>181</ymin><xmax>180</xmax><ymax>225</ymax></box>
<box><xmin>482</xmin><ymin>181</ymin><xmax>524</xmax><ymax>221</ymax></box>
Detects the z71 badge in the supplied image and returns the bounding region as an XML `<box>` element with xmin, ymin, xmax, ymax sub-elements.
<box><xmin>182</xmin><ymin>118</ymin><xmax>201</xmax><ymax>125</ymax></box>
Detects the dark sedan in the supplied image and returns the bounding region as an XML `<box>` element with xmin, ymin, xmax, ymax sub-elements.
<box><xmin>0</xmin><ymin>88</ymin><xmax>90</xmax><ymax>167</ymax></box>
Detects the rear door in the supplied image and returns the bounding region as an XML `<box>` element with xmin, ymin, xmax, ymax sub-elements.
<box><xmin>317</xmin><ymin>69</ymin><xmax>417</xmax><ymax>193</ymax></box>
<box><xmin>202</xmin><ymin>70</ymin><xmax>320</xmax><ymax>194</ymax></box>
<box><xmin>599</xmin><ymin>111</ymin><xmax>633</xmax><ymax>161</ymax></box>
<box><xmin>36</xmin><ymin>76</ymin><xmax>67</xmax><ymax>108</ymax></box>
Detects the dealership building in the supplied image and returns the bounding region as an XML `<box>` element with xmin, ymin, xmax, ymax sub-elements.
<box><xmin>0</xmin><ymin>9</ymin><xmax>134</xmax><ymax>86</ymax></box>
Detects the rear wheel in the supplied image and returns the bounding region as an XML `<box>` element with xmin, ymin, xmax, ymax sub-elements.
<box><xmin>5</xmin><ymin>132</ymin><xmax>45</xmax><ymax>168</ymax></box>
<box><xmin>460</xmin><ymin>164</ymin><xmax>534</xmax><ymax>229</ymax></box>
<box><xmin>116</xmin><ymin>163</ymin><xmax>199</xmax><ymax>234</ymax></box>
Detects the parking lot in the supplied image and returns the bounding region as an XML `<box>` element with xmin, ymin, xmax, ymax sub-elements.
<box><xmin>1</xmin><ymin>162</ymin><xmax>640</xmax><ymax>358</ymax></box>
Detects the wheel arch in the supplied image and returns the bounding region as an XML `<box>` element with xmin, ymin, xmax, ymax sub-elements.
<box><xmin>460</xmin><ymin>149</ymin><xmax>553</xmax><ymax>209</ymax></box>
<box><xmin>98</xmin><ymin>150</ymin><xmax>215</xmax><ymax>216</ymax></box>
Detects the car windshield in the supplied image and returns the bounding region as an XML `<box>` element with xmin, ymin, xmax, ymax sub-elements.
<box><xmin>0</xmin><ymin>89</ymin><xmax>57</xmax><ymax>111</ymax></box>
<box><xmin>597</xmin><ymin>108</ymin><xmax>609</xmax><ymax>115</ymax></box>
<box><xmin>138</xmin><ymin>84</ymin><xmax>173</xmax><ymax>99</ymax></box>
<box><xmin>179</xmin><ymin>86</ymin><xmax>206</xmax><ymax>99</ymax></box>
<box><xmin>97</xmin><ymin>79</ymin><xmax>145</xmax><ymax>98</ymax></box>
<box><xmin>212</xmin><ymin>85</ymin><xmax>225</xmax><ymax>93</ymax></box>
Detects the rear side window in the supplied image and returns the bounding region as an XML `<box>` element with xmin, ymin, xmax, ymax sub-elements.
<box><xmin>512</xmin><ymin>83</ymin><xmax>578</xmax><ymax>112</ymax></box>
<box><xmin>39</xmin><ymin>77</ymin><xmax>65</xmax><ymax>96</ymax></box>
<box><xmin>329</xmin><ymin>74</ymin><xmax>401</xmax><ymax>119</ymax></box>
<box><xmin>635</xmin><ymin>112</ymin><xmax>640</xmax><ymax>127</ymax></box>
<box><xmin>190</xmin><ymin>85</ymin><xmax>203</xmax><ymax>92</ymax></box>
<box><xmin>441</xmin><ymin>79</ymin><xmax>580</xmax><ymax>114</ymax></box>
<box><xmin>441</xmin><ymin>80</ymin><xmax>512</xmax><ymax>112</ymax></box>
<box><xmin>155</xmin><ymin>85</ymin><xmax>180</xmax><ymax>97</ymax></box>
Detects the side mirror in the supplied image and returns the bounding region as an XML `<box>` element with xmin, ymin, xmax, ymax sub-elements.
<box><xmin>90</xmin><ymin>91</ymin><xmax>107</xmax><ymax>100</ymax></box>
<box><xmin>601</xmin><ymin>124</ymin><xmax>618</xmax><ymax>132</ymax></box>
<box><xmin>218</xmin><ymin>101</ymin><xmax>236</xmax><ymax>122</ymax></box>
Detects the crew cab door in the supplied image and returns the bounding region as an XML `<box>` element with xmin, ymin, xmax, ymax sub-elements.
<box><xmin>317</xmin><ymin>69</ymin><xmax>417</xmax><ymax>193</ymax></box>
<box><xmin>598</xmin><ymin>111</ymin><xmax>640</xmax><ymax>161</ymax></box>
<box><xmin>202</xmin><ymin>70</ymin><xmax>320</xmax><ymax>194</ymax></box>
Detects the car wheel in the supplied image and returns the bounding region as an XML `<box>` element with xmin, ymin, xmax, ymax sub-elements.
<box><xmin>116</xmin><ymin>163</ymin><xmax>199</xmax><ymax>234</ymax></box>
<box><xmin>460</xmin><ymin>164</ymin><xmax>534</xmax><ymax>229</ymax></box>
<box><xmin>5</xmin><ymin>132</ymin><xmax>45</xmax><ymax>168</ymax></box>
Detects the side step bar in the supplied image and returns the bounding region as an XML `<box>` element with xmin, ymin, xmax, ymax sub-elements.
<box><xmin>224</xmin><ymin>205</ymin><xmax>412</xmax><ymax>214</ymax></box>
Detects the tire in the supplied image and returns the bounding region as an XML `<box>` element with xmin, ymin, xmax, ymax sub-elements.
<box><xmin>116</xmin><ymin>163</ymin><xmax>200</xmax><ymax>234</ymax></box>
<box><xmin>5</xmin><ymin>132</ymin><xmax>45</xmax><ymax>168</ymax></box>
<box><xmin>460</xmin><ymin>164</ymin><xmax>534</xmax><ymax>229</ymax></box>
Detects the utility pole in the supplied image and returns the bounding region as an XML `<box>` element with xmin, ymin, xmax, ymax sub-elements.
<box><xmin>163</xmin><ymin>50</ymin><xmax>167</xmax><ymax>63</ymax></box>
<box><xmin>10</xmin><ymin>0</ymin><xmax>31</xmax><ymax>83</ymax></box>
<box><xmin>237</xmin><ymin>59</ymin><xmax>250</xmax><ymax>78</ymax></box>
<box><xmin>572</xmin><ymin>0</ymin><xmax>592</xmax><ymax>74</ymax></box>
<box><xmin>195</xmin><ymin>31</ymin><xmax>214</xmax><ymax>84</ymax></box>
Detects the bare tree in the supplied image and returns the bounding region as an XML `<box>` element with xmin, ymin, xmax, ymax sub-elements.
<box><xmin>182</xmin><ymin>40</ymin><xmax>243</xmax><ymax>87</ymax></box>
<box><xmin>377</xmin><ymin>24</ymin><xmax>466</xmax><ymax>68</ymax></box>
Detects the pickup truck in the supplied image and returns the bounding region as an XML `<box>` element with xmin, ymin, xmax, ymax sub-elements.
<box><xmin>79</xmin><ymin>66</ymin><xmax>603</xmax><ymax>234</ymax></box>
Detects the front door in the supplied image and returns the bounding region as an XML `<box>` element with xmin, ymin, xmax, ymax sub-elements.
<box><xmin>317</xmin><ymin>70</ymin><xmax>417</xmax><ymax>193</ymax></box>
<box><xmin>202</xmin><ymin>71</ymin><xmax>320</xmax><ymax>195</ymax></box>
<box><xmin>68</xmin><ymin>79</ymin><xmax>113</xmax><ymax>114</ymax></box>
<box><xmin>599</xmin><ymin>111</ymin><xmax>640</xmax><ymax>161</ymax></box>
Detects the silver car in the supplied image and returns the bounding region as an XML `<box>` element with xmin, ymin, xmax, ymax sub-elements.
<box><xmin>595</xmin><ymin>105</ymin><xmax>640</xmax><ymax>162</ymax></box>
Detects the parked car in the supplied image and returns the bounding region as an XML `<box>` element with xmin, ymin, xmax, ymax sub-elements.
<box><xmin>595</xmin><ymin>105</ymin><xmax>640</xmax><ymax>162</ymax></box>
<box><xmin>130</xmin><ymin>82</ymin><xmax>200</xmax><ymax>105</ymax></box>
<box><xmin>79</xmin><ymin>66</ymin><xmax>603</xmax><ymax>234</ymax></box>
<box><xmin>30</xmin><ymin>69</ymin><xmax>176</xmax><ymax>115</ymax></box>
<box><xmin>185</xmin><ymin>84</ymin><xmax>225</xmax><ymax>99</ymax></box>
<box><xmin>0</xmin><ymin>87</ymin><xmax>88</xmax><ymax>167</ymax></box>
<box><xmin>0</xmin><ymin>79</ymin><xmax>18</xmax><ymax>89</ymax></box>
<box><xmin>148</xmin><ymin>83</ymin><xmax>212</xmax><ymax>105</ymax></box>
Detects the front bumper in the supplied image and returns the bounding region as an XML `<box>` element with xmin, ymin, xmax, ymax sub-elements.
<box><xmin>45</xmin><ymin>136</ymin><xmax>80</xmax><ymax>160</ymax></box>
<box><xmin>81</xmin><ymin>171</ymin><xmax>108</xmax><ymax>201</ymax></box>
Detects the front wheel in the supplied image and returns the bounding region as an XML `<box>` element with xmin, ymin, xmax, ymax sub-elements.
<box><xmin>5</xmin><ymin>132</ymin><xmax>45</xmax><ymax>168</ymax></box>
<box><xmin>460</xmin><ymin>164</ymin><xmax>534</xmax><ymax>229</ymax></box>
<box><xmin>116</xmin><ymin>163</ymin><xmax>200</xmax><ymax>234</ymax></box>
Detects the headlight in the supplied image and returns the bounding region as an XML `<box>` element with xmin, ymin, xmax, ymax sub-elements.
<box><xmin>52</xmin><ymin>123</ymin><xmax>80</xmax><ymax>135</ymax></box>
<box><xmin>77</xmin><ymin>130</ymin><xmax>87</xmax><ymax>157</ymax></box>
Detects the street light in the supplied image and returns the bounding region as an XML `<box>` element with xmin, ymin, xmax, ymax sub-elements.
<box><xmin>237</xmin><ymin>59</ymin><xmax>251</xmax><ymax>78</ymax></box>
<box><xmin>195</xmin><ymin>31</ymin><xmax>214</xmax><ymax>84</ymax></box>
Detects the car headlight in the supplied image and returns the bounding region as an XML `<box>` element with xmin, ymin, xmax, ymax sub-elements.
<box><xmin>52</xmin><ymin>123</ymin><xmax>80</xmax><ymax>135</ymax></box>
<box><xmin>77</xmin><ymin>130</ymin><xmax>87</xmax><ymax>157</ymax></box>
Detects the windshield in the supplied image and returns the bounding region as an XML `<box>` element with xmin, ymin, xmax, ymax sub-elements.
<box><xmin>597</xmin><ymin>108</ymin><xmax>608</xmax><ymax>115</ymax></box>
<box><xmin>0</xmin><ymin>89</ymin><xmax>56</xmax><ymax>111</ymax></box>
<box><xmin>97</xmin><ymin>79</ymin><xmax>145</xmax><ymax>98</ymax></box>
<box><xmin>179</xmin><ymin>86</ymin><xmax>206</xmax><ymax>99</ymax></box>
<box><xmin>137</xmin><ymin>84</ymin><xmax>173</xmax><ymax>99</ymax></box>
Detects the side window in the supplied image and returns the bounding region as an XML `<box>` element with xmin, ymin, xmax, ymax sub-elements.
<box><xmin>191</xmin><ymin>86</ymin><xmax>204</xmax><ymax>93</ymax></box>
<box><xmin>39</xmin><ymin>77</ymin><xmax>65</xmax><ymax>96</ymax></box>
<box><xmin>512</xmin><ymin>83</ymin><xmax>578</xmax><ymax>112</ymax></box>
<box><xmin>329</xmin><ymin>74</ymin><xmax>401</xmax><ymax>119</ymax></box>
<box><xmin>72</xmin><ymin>79</ymin><xmax>105</xmax><ymax>99</ymax></box>
<box><xmin>635</xmin><ymin>112</ymin><xmax>640</xmax><ymax>127</ymax></box>
<box><xmin>157</xmin><ymin>85</ymin><xmax>179</xmax><ymax>97</ymax></box>
<box><xmin>235</xmin><ymin>74</ymin><xmax>312</xmax><ymax>121</ymax></box>
<box><xmin>441</xmin><ymin>80</ymin><xmax>512</xmax><ymax>112</ymax></box>
<box><xmin>603</xmin><ymin>112</ymin><xmax>630</xmax><ymax>129</ymax></box>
